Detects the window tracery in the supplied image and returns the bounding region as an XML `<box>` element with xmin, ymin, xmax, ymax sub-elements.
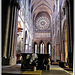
<box><xmin>36</xmin><ymin>16</ymin><xmax>50</xmax><ymax>30</ymax></box>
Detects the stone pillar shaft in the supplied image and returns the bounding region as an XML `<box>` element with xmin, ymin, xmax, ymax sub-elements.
<box><xmin>3</xmin><ymin>5</ymin><xmax>11</xmax><ymax>58</ymax></box>
<box><xmin>4</xmin><ymin>0</ymin><xmax>20</xmax><ymax>58</ymax></box>
<box><xmin>44</xmin><ymin>43</ymin><xmax>47</xmax><ymax>54</ymax></box>
<box><xmin>37</xmin><ymin>43</ymin><xmax>39</xmax><ymax>53</ymax></box>
<box><xmin>65</xmin><ymin>2</ymin><xmax>70</xmax><ymax>59</ymax></box>
<box><xmin>11</xmin><ymin>5</ymin><xmax>16</xmax><ymax>57</ymax></box>
<box><xmin>26</xmin><ymin>0</ymin><xmax>29</xmax><ymax>16</ymax></box>
<box><xmin>3</xmin><ymin>0</ymin><xmax>20</xmax><ymax>66</ymax></box>
<box><xmin>25</xmin><ymin>33</ymin><xmax>29</xmax><ymax>53</ymax></box>
<box><xmin>14</xmin><ymin>8</ymin><xmax>19</xmax><ymax>56</ymax></box>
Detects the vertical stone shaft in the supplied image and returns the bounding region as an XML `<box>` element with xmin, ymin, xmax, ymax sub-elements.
<box><xmin>3</xmin><ymin>5</ymin><xmax>11</xmax><ymax>58</ymax></box>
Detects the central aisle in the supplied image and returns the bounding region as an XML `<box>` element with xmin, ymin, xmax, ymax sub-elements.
<box><xmin>42</xmin><ymin>65</ymin><xmax>72</xmax><ymax>75</ymax></box>
<box><xmin>2</xmin><ymin>64</ymin><xmax>73</xmax><ymax>75</ymax></box>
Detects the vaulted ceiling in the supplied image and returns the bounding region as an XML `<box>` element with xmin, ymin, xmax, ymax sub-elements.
<box><xmin>31</xmin><ymin>0</ymin><xmax>56</xmax><ymax>39</ymax></box>
<box><xmin>31</xmin><ymin>0</ymin><xmax>56</xmax><ymax>26</ymax></box>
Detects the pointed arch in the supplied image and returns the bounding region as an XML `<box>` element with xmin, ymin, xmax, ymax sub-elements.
<box><xmin>33</xmin><ymin>4</ymin><xmax>52</xmax><ymax>21</ymax></box>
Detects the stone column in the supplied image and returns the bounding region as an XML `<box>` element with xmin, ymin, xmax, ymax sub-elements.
<box><xmin>23</xmin><ymin>31</ymin><xmax>27</xmax><ymax>53</ymax></box>
<box><xmin>24</xmin><ymin>31</ymin><xmax>29</xmax><ymax>53</ymax></box>
<box><xmin>56</xmin><ymin>44</ymin><xmax>58</xmax><ymax>60</ymax></box>
<box><xmin>62</xmin><ymin>40</ymin><xmax>65</xmax><ymax>61</ymax></box>
<box><xmin>54</xmin><ymin>44</ymin><xmax>56</xmax><ymax>61</ymax></box>
<box><xmin>26</xmin><ymin>0</ymin><xmax>29</xmax><ymax>16</ymax></box>
<box><xmin>37</xmin><ymin>42</ymin><xmax>39</xmax><ymax>53</ymax></box>
<box><xmin>44</xmin><ymin>43</ymin><xmax>47</xmax><ymax>54</ymax></box>
<box><xmin>10</xmin><ymin>5</ymin><xmax>15</xmax><ymax>57</ymax></box>
<box><xmin>9</xmin><ymin>0</ymin><xmax>20</xmax><ymax>65</ymax></box>
<box><xmin>65</xmin><ymin>1</ymin><xmax>70</xmax><ymax>61</ymax></box>
<box><xmin>26</xmin><ymin>33</ymin><xmax>29</xmax><ymax>53</ymax></box>
<box><xmin>28</xmin><ymin>35</ymin><xmax>30</xmax><ymax>52</ymax></box>
<box><xmin>25</xmin><ymin>0</ymin><xmax>29</xmax><ymax>21</ymax></box>
<box><xmin>25</xmin><ymin>0</ymin><xmax>29</xmax><ymax>53</ymax></box>
<box><xmin>22</xmin><ymin>0</ymin><xmax>26</xmax><ymax>52</ymax></box>
<box><xmin>58</xmin><ymin>44</ymin><xmax>61</xmax><ymax>60</ymax></box>
<box><xmin>3</xmin><ymin>0</ymin><xmax>20</xmax><ymax>65</ymax></box>
<box><xmin>60</xmin><ymin>41</ymin><xmax>63</xmax><ymax>61</ymax></box>
<box><xmin>69</xmin><ymin>1</ymin><xmax>73</xmax><ymax>65</ymax></box>
<box><xmin>3</xmin><ymin>5</ymin><xmax>11</xmax><ymax>58</ymax></box>
<box><xmin>51</xmin><ymin>47</ymin><xmax>53</xmax><ymax>60</ymax></box>
<box><xmin>14</xmin><ymin>6</ymin><xmax>20</xmax><ymax>56</ymax></box>
<box><xmin>10</xmin><ymin>0</ymin><xmax>20</xmax><ymax>56</ymax></box>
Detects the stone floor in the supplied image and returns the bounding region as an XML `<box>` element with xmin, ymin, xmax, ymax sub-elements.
<box><xmin>42</xmin><ymin>65</ymin><xmax>73</xmax><ymax>75</ymax></box>
<box><xmin>2</xmin><ymin>64</ymin><xmax>73</xmax><ymax>75</ymax></box>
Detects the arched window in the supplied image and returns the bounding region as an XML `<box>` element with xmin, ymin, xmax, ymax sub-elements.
<box><xmin>35</xmin><ymin>44</ymin><xmax>37</xmax><ymax>53</ymax></box>
<box><xmin>34</xmin><ymin>42</ymin><xmax>37</xmax><ymax>53</ymax></box>
<box><xmin>49</xmin><ymin>44</ymin><xmax>51</xmax><ymax>54</ymax></box>
<box><xmin>40</xmin><ymin>41</ymin><xmax>44</xmax><ymax>54</ymax></box>
<box><xmin>47</xmin><ymin>43</ymin><xmax>51</xmax><ymax>55</ymax></box>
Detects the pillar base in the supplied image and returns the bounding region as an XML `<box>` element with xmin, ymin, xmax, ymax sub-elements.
<box><xmin>2</xmin><ymin>56</ymin><xmax>17</xmax><ymax>66</ymax></box>
<box><xmin>2</xmin><ymin>57</ymin><xmax>10</xmax><ymax>66</ymax></box>
<box><xmin>9</xmin><ymin>56</ymin><xmax>16</xmax><ymax>65</ymax></box>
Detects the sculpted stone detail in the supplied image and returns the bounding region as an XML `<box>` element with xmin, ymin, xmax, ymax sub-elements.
<box><xmin>34</xmin><ymin>33</ymin><xmax>51</xmax><ymax>38</ymax></box>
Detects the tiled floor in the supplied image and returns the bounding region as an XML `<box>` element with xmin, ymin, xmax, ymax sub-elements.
<box><xmin>2</xmin><ymin>64</ymin><xmax>73</xmax><ymax>75</ymax></box>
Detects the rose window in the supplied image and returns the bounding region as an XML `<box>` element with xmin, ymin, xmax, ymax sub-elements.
<box><xmin>36</xmin><ymin>16</ymin><xmax>50</xmax><ymax>30</ymax></box>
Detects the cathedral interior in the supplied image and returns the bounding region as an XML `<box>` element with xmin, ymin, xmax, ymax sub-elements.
<box><xmin>2</xmin><ymin>0</ymin><xmax>73</xmax><ymax>75</ymax></box>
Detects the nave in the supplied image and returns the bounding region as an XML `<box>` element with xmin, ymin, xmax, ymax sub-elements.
<box><xmin>2</xmin><ymin>0</ymin><xmax>73</xmax><ymax>75</ymax></box>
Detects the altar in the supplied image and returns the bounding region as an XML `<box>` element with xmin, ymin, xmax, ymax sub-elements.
<box><xmin>21</xmin><ymin>53</ymin><xmax>50</xmax><ymax>71</ymax></box>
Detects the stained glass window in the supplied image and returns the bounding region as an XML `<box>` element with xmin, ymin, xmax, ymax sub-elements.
<box><xmin>36</xmin><ymin>16</ymin><xmax>50</xmax><ymax>30</ymax></box>
<box><xmin>35</xmin><ymin>44</ymin><xmax>37</xmax><ymax>53</ymax></box>
<box><xmin>40</xmin><ymin>43</ymin><xmax>44</xmax><ymax>54</ymax></box>
<box><xmin>49</xmin><ymin>44</ymin><xmax>51</xmax><ymax>55</ymax></box>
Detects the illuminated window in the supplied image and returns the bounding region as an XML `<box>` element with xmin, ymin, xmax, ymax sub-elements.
<box><xmin>40</xmin><ymin>42</ymin><xmax>44</xmax><ymax>54</ymax></box>
<box><xmin>49</xmin><ymin>44</ymin><xmax>51</xmax><ymax>55</ymax></box>
<box><xmin>35</xmin><ymin>44</ymin><xmax>37</xmax><ymax>53</ymax></box>
<box><xmin>47</xmin><ymin>43</ymin><xmax>51</xmax><ymax>55</ymax></box>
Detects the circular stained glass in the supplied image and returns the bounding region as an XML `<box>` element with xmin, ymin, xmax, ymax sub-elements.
<box><xmin>36</xmin><ymin>16</ymin><xmax>50</xmax><ymax>30</ymax></box>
